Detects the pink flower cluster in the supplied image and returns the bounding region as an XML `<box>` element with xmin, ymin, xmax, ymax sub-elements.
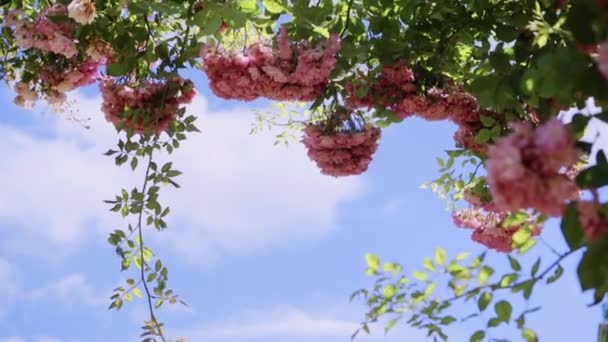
<box><xmin>12</xmin><ymin>58</ymin><xmax>101</xmax><ymax>108</ymax></box>
<box><xmin>345</xmin><ymin>63</ymin><xmax>501</xmax><ymax>154</ymax></box>
<box><xmin>6</xmin><ymin>6</ymin><xmax>78</xmax><ymax>58</ymax></box>
<box><xmin>301</xmin><ymin>124</ymin><xmax>381</xmax><ymax>177</ymax></box>
<box><xmin>487</xmin><ymin>119</ymin><xmax>580</xmax><ymax>217</ymax></box>
<box><xmin>200</xmin><ymin>26</ymin><xmax>341</xmax><ymax>102</ymax></box>
<box><xmin>345</xmin><ymin>63</ymin><xmax>417</xmax><ymax>114</ymax></box>
<box><xmin>453</xmin><ymin>189</ymin><xmax>542</xmax><ymax>253</ymax></box>
<box><xmin>99</xmin><ymin>77</ymin><xmax>196</xmax><ymax>134</ymax></box>
<box><xmin>577</xmin><ymin>201</ymin><xmax>608</xmax><ymax>242</ymax></box>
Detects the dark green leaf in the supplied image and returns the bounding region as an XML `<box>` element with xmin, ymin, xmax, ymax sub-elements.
<box><xmin>561</xmin><ymin>202</ymin><xmax>585</xmax><ymax>250</ymax></box>
<box><xmin>495</xmin><ymin>300</ymin><xmax>512</xmax><ymax>323</ymax></box>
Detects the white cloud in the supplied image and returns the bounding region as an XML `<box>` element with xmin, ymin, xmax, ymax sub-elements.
<box><xmin>177</xmin><ymin>305</ymin><xmax>361</xmax><ymax>339</ymax></box>
<box><xmin>27</xmin><ymin>273</ymin><xmax>104</xmax><ymax>308</ymax></box>
<box><xmin>0</xmin><ymin>337</ymin><xmax>66</xmax><ymax>342</ymax></box>
<box><xmin>173</xmin><ymin>304</ymin><xmax>431</xmax><ymax>342</ymax></box>
<box><xmin>0</xmin><ymin>92</ymin><xmax>364</xmax><ymax>262</ymax></box>
<box><xmin>33</xmin><ymin>338</ymin><xmax>63</xmax><ymax>342</ymax></box>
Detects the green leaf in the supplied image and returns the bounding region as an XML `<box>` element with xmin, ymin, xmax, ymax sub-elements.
<box><xmin>522</xmin><ymin>328</ymin><xmax>538</xmax><ymax>342</ymax></box>
<box><xmin>107</xmin><ymin>61</ymin><xmax>132</xmax><ymax>77</ymax></box>
<box><xmin>495</xmin><ymin>300</ymin><xmax>512</xmax><ymax>323</ymax></box>
<box><xmin>508</xmin><ymin>255</ymin><xmax>522</xmax><ymax>271</ymax></box>
<box><xmin>500</xmin><ymin>273</ymin><xmax>519</xmax><ymax>287</ymax></box>
<box><xmin>487</xmin><ymin>317</ymin><xmax>501</xmax><ymax>327</ymax></box>
<box><xmin>312</xmin><ymin>24</ymin><xmax>330</xmax><ymax>38</ymax></box>
<box><xmin>130</xmin><ymin>157</ymin><xmax>138</xmax><ymax>171</ymax></box>
<box><xmin>262</xmin><ymin>0</ymin><xmax>285</xmax><ymax>13</ymax></box>
<box><xmin>480</xmin><ymin>115</ymin><xmax>496</xmax><ymax>127</ymax></box>
<box><xmin>512</xmin><ymin>279</ymin><xmax>536</xmax><ymax>300</ymax></box>
<box><xmin>478</xmin><ymin>292</ymin><xmax>492</xmax><ymax>311</ymax></box>
<box><xmin>155</xmin><ymin>260</ymin><xmax>162</xmax><ymax>272</ymax></box>
<box><xmin>547</xmin><ymin>265</ymin><xmax>564</xmax><ymax>284</ymax></box>
<box><xmin>470</xmin><ymin>330</ymin><xmax>485</xmax><ymax>342</ymax></box>
<box><xmin>161</xmin><ymin>162</ymin><xmax>173</xmax><ymax>173</ymax></box>
<box><xmin>578</xmin><ymin>235</ymin><xmax>608</xmax><ymax>291</ymax></box>
<box><xmin>383</xmin><ymin>285</ymin><xmax>396</xmax><ymax>299</ymax></box>
<box><xmin>561</xmin><ymin>202</ymin><xmax>585</xmax><ymax>250</ymax></box>
<box><xmin>238</xmin><ymin>0</ymin><xmax>258</xmax><ymax>13</ymax></box>
<box><xmin>478</xmin><ymin>266</ymin><xmax>494</xmax><ymax>285</ymax></box>
<box><xmin>455</xmin><ymin>252</ymin><xmax>470</xmax><ymax>261</ymax></box>
<box><xmin>413</xmin><ymin>271</ymin><xmax>428</xmax><ymax>281</ymax></box>
<box><xmin>132</xmin><ymin>288</ymin><xmax>142</xmax><ymax>298</ymax></box>
<box><xmin>440</xmin><ymin>316</ymin><xmax>456</xmax><ymax>325</ymax></box>
<box><xmin>530</xmin><ymin>257</ymin><xmax>541</xmax><ymax>277</ymax></box>
<box><xmin>435</xmin><ymin>247</ymin><xmax>446</xmax><ymax>266</ymax></box>
<box><xmin>423</xmin><ymin>258</ymin><xmax>436</xmax><ymax>272</ymax></box>
<box><xmin>385</xmin><ymin>318</ymin><xmax>399</xmax><ymax>333</ymax></box>
<box><xmin>365</xmin><ymin>253</ymin><xmax>380</xmax><ymax>274</ymax></box>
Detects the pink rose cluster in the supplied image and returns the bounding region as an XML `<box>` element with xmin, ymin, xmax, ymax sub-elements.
<box><xmin>453</xmin><ymin>189</ymin><xmax>543</xmax><ymax>253</ymax></box>
<box><xmin>345</xmin><ymin>63</ymin><xmax>500</xmax><ymax>154</ymax></box>
<box><xmin>99</xmin><ymin>77</ymin><xmax>197</xmax><ymax>134</ymax></box>
<box><xmin>487</xmin><ymin>119</ymin><xmax>580</xmax><ymax>217</ymax></box>
<box><xmin>13</xmin><ymin>58</ymin><xmax>101</xmax><ymax>108</ymax></box>
<box><xmin>301</xmin><ymin>124</ymin><xmax>381</xmax><ymax>177</ymax></box>
<box><xmin>5</xmin><ymin>6</ymin><xmax>78</xmax><ymax>58</ymax></box>
<box><xmin>200</xmin><ymin>26</ymin><xmax>341</xmax><ymax>102</ymax></box>
<box><xmin>577</xmin><ymin>201</ymin><xmax>608</xmax><ymax>242</ymax></box>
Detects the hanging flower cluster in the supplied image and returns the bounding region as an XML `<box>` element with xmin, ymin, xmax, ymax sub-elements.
<box><xmin>200</xmin><ymin>26</ymin><xmax>341</xmax><ymax>102</ymax></box>
<box><xmin>345</xmin><ymin>62</ymin><xmax>505</xmax><ymax>154</ymax></box>
<box><xmin>301</xmin><ymin>110</ymin><xmax>381</xmax><ymax>177</ymax></box>
<box><xmin>12</xmin><ymin>57</ymin><xmax>102</xmax><ymax>108</ymax></box>
<box><xmin>486</xmin><ymin>119</ymin><xmax>580</xmax><ymax>217</ymax></box>
<box><xmin>452</xmin><ymin>189</ymin><xmax>543</xmax><ymax>253</ymax></box>
<box><xmin>5</xmin><ymin>3</ymin><xmax>110</xmax><ymax>109</ymax></box>
<box><xmin>345</xmin><ymin>62</ymin><xmax>417</xmax><ymax>114</ymax></box>
<box><xmin>5</xmin><ymin>6</ymin><xmax>78</xmax><ymax>58</ymax></box>
<box><xmin>99</xmin><ymin>77</ymin><xmax>197</xmax><ymax>134</ymax></box>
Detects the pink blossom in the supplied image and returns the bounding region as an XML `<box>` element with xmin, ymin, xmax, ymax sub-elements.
<box><xmin>99</xmin><ymin>77</ymin><xmax>195</xmax><ymax>134</ymax></box>
<box><xmin>301</xmin><ymin>124</ymin><xmax>381</xmax><ymax>177</ymax></box>
<box><xmin>7</xmin><ymin>5</ymin><xmax>77</xmax><ymax>58</ymax></box>
<box><xmin>487</xmin><ymin>120</ymin><xmax>580</xmax><ymax>216</ymax></box>
<box><xmin>453</xmin><ymin>201</ymin><xmax>542</xmax><ymax>253</ymax></box>
<box><xmin>68</xmin><ymin>0</ymin><xmax>97</xmax><ymax>24</ymax></box>
<box><xmin>200</xmin><ymin>26</ymin><xmax>340</xmax><ymax>102</ymax></box>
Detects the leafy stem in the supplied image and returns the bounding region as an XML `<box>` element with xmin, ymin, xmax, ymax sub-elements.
<box><xmin>446</xmin><ymin>249</ymin><xmax>576</xmax><ymax>304</ymax></box>
<box><xmin>138</xmin><ymin>146</ymin><xmax>167</xmax><ymax>342</ymax></box>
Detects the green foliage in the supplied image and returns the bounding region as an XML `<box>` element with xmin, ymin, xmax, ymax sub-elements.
<box><xmin>353</xmin><ymin>247</ymin><xmax>574</xmax><ymax>341</ymax></box>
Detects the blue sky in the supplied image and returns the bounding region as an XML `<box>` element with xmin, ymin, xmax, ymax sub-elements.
<box><xmin>0</xmin><ymin>71</ymin><xmax>604</xmax><ymax>342</ymax></box>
